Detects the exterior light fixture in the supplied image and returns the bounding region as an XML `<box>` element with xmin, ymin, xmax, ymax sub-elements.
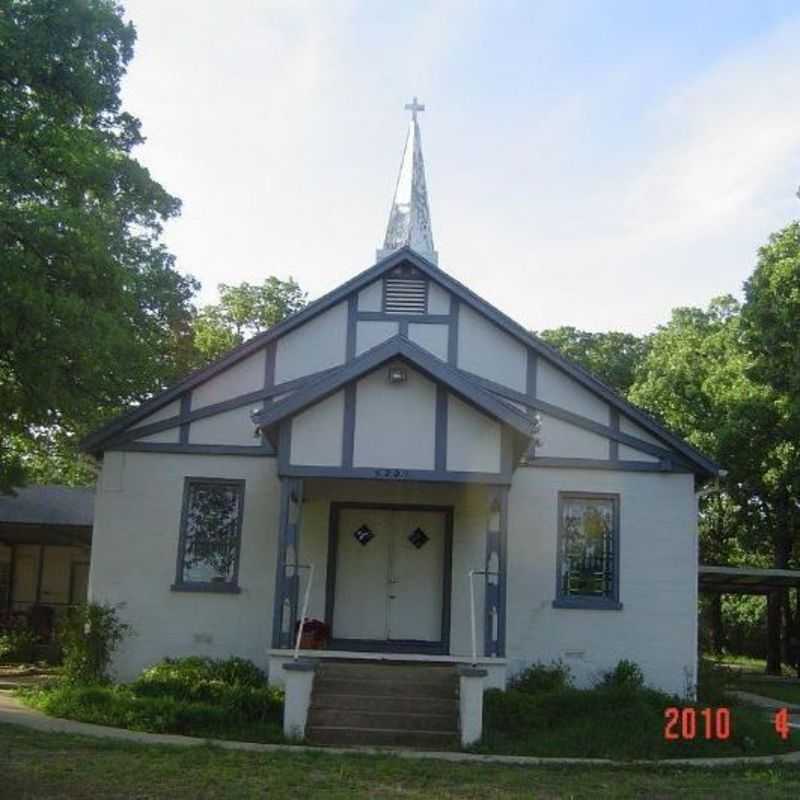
<box><xmin>388</xmin><ymin>366</ymin><xmax>407</xmax><ymax>384</ymax></box>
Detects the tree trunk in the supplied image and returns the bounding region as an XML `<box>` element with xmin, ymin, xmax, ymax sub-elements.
<box><xmin>709</xmin><ymin>593</ymin><xmax>726</xmax><ymax>654</ymax></box>
<box><xmin>766</xmin><ymin>590</ymin><xmax>782</xmax><ymax>675</ymax></box>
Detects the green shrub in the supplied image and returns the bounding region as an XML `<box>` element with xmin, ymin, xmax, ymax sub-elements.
<box><xmin>58</xmin><ymin>603</ymin><xmax>131</xmax><ymax>684</ymax></box>
<box><xmin>0</xmin><ymin>628</ymin><xmax>37</xmax><ymax>663</ymax></box>
<box><xmin>598</xmin><ymin>659</ymin><xmax>645</xmax><ymax>690</ymax></box>
<box><xmin>696</xmin><ymin>657</ymin><xmax>735</xmax><ymax>706</ymax></box>
<box><xmin>510</xmin><ymin>660</ymin><xmax>573</xmax><ymax>695</ymax></box>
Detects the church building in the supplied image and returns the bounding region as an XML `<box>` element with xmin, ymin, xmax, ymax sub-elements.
<box><xmin>84</xmin><ymin>100</ymin><xmax>718</xmax><ymax>739</ymax></box>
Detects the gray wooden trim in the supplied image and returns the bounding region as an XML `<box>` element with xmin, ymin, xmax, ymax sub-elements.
<box><xmin>260</xmin><ymin>341</ymin><xmax>277</xmax><ymax>453</ymax></box>
<box><xmin>115</xmin><ymin>443</ymin><xmax>272</xmax><ymax>457</ymax></box>
<box><xmin>399</xmin><ymin>319</ymin><xmax>409</xmax><ymax>337</ymax></box>
<box><xmin>277</xmin><ymin>421</ymin><xmax>291</xmax><ymax>472</ymax></box>
<box><xmin>102</xmin><ymin>368</ymin><xmax>338</xmax><ymax>450</ymax></box>
<box><xmin>346</xmin><ymin>294</ymin><xmax>357</xmax><ymax>361</ymax></box>
<box><xmin>253</xmin><ymin>336</ymin><xmax>534</xmax><ymax>437</ymax></box>
<box><xmin>179</xmin><ymin>393</ymin><xmax>191</xmax><ymax>445</ymax></box>
<box><xmin>325</xmin><ymin>502</ymin><xmax>453</xmax><ymax>655</ymax></box>
<box><xmin>525</xmin><ymin>348</ymin><xmax>537</xmax><ymax>399</ymax></box>
<box><xmin>435</xmin><ymin>386</ymin><xmax>448</xmax><ymax>472</ymax></box>
<box><xmin>448</xmin><ymin>300</ymin><xmax>459</xmax><ymax>367</ymax></box>
<box><xmin>342</xmin><ymin>383</ymin><xmax>356</xmax><ymax>469</ymax></box>
<box><xmin>554</xmin><ymin>491</ymin><xmax>622</xmax><ymax>610</ymax></box>
<box><xmin>279</xmin><ymin>464</ymin><xmax>513</xmax><ymax>485</ymax></box>
<box><xmin>462</xmin><ymin>369</ymin><xmax>689</xmax><ymax>465</ymax></box>
<box><xmin>271</xmin><ymin>477</ymin><xmax>304</xmax><ymax>648</ymax></box>
<box><xmin>525</xmin><ymin>456</ymin><xmax>681</xmax><ymax>472</ymax></box>
<box><xmin>358</xmin><ymin>312</ymin><xmax>450</xmax><ymax>324</ymax></box>
<box><xmin>500</xmin><ymin>426</ymin><xmax>514</xmax><ymax>477</ymax></box>
<box><xmin>173</xmin><ymin>477</ymin><xmax>246</xmax><ymax>592</ymax></box>
<box><xmin>82</xmin><ymin>246</ymin><xmax>719</xmax><ymax>477</ymax></box>
<box><xmin>609</xmin><ymin>408</ymin><xmax>620</xmax><ymax>461</ymax></box>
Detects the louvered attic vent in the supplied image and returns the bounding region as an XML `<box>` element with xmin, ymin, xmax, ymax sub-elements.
<box><xmin>384</xmin><ymin>277</ymin><xmax>428</xmax><ymax>314</ymax></box>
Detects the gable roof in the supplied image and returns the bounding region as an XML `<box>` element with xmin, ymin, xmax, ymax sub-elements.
<box><xmin>82</xmin><ymin>247</ymin><xmax>720</xmax><ymax>477</ymax></box>
<box><xmin>252</xmin><ymin>335</ymin><xmax>535</xmax><ymax>438</ymax></box>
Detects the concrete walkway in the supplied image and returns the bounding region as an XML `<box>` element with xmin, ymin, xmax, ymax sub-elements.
<box><xmin>2</xmin><ymin>690</ymin><xmax>800</xmax><ymax>768</ymax></box>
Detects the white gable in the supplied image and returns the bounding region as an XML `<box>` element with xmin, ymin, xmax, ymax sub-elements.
<box><xmin>536</xmin><ymin>359</ymin><xmax>610</xmax><ymax>425</ymax></box>
<box><xmin>192</xmin><ymin>349</ymin><xmax>265</xmax><ymax>410</ymax></box>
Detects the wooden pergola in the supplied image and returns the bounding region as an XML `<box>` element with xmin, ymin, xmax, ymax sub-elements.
<box><xmin>699</xmin><ymin>565</ymin><xmax>800</xmax><ymax>595</ymax></box>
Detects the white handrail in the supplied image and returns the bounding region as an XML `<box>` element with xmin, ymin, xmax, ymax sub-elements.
<box><xmin>293</xmin><ymin>563</ymin><xmax>315</xmax><ymax>661</ymax></box>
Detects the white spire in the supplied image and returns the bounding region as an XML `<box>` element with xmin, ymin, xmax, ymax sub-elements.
<box><xmin>377</xmin><ymin>97</ymin><xmax>438</xmax><ymax>264</ymax></box>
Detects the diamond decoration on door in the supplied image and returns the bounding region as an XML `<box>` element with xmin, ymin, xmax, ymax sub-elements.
<box><xmin>408</xmin><ymin>527</ymin><xmax>429</xmax><ymax>549</ymax></box>
<box><xmin>353</xmin><ymin>524</ymin><xmax>374</xmax><ymax>546</ymax></box>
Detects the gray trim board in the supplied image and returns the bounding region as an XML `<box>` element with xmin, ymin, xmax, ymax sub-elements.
<box><xmin>325</xmin><ymin>502</ymin><xmax>453</xmax><ymax>656</ymax></box>
<box><xmin>525</xmin><ymin>457</ymin><xmax>682</xmax><ymax>472</ymax></box>
<box><xmin>554</xmin><ymin>491</ymin><xmax>623</xmax><ymax>611</ymax></box>
<box><xmin>357</xmin><ymin>312</ymin><xmax>450</xmax><ymax>324</ymax></box>
<box><xmin>179</xmin><ymin>393</ymin><xmax>191</xmax><ymax>445</ymax></box>
<box><xmin>435</xmin><ymin>385</ymin><xmax>447</xmax><ymax>472</ymax></box>
<box><xmin>346</xmin><ymin>294</ymin><xmax>357</xmax><ymax>361</ymax></box>
<box><xmin>271</xmin><ymin>477</ymin><xmax>304</xmax><ymax>648</ymax></box>
<box><xmin>342</xmin><ymin>383</ymin><xmax>356</xmax><ymax>468</ymax></box>
<box><xmin>253</xmin><ymin>335</ymin><xmax>534</xmax><ymax>438</ymax></box>
<box><xmin>173</xmin><ymin>477</ymin><xmax>246</xmax><ymax>593</ymax></box>
<box><xmin>279</xmin><ymin>464</ymin><xmax>513</xmax><ymax>484</ymax></box>
<box><xmin>447</xmin><ymin>300</ymin><xmax>459</xmax><ymax>367</ymax></box>
<box><xmin>116</xmin><ymin>443</ymin><xmax>272</xmax><ymax>457</ymax></box>
<box><xmin>609</xmin><ymin>408</ymin><xmax>620</xmax><ymax>461</ymax></box>
<box><xmin>525</xmin><ymin>348</ymin><xmax>537</xmax><ymax>399</ymax></box>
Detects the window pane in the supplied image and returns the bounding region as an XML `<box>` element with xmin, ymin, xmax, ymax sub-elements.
<box><xmin>181</xmin><ymin>482</ymin><xmax>242</xmax><ymax>584</ymax></box>
<box><xmin>560</xmin><ymin>497</ymin><xmax>615</xmax><ymax>598</ymax></box>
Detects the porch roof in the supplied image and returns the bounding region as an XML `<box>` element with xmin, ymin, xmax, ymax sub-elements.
<box><xmin>698</xmin><ymin>565</ymin><xmax>800</xmax><ymax>594</ymax></box>
<box><xmin>252</xmin><ymin>335</ymin><xmax>536</xmax><ymax>438</ymax></box>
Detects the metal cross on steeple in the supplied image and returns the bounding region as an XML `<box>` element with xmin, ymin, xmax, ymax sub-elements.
<box><xmin>404</xmin><ymin>96</ymin><xmax>425</xmax><ymax>120</ymax></box>
<box><xmin>377</xmin><ymin>97</ymin><xmax>438</xmax><ymax>264</ymax></box>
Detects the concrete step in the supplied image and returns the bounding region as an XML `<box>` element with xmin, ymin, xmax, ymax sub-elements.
<box><xmin>313</xmin><ymin>677</ymin><xmax>457</xmax><ymax>699</ymax></box>
<box><xmin>317</xmin><ymin>662</ymin><xmax>457</xmax><ymax>684</ymax></box>
<box><xmin>311</xmin><ymin>692</ymin><xmax>458</xmax><ymax>714</ymax></box>
<box><xmin>307</xmin><ymin>725</ymin><xmax>459</xmax><ymax>749</ymax></box>
<box><xmin>308</xmin><ymin>706</ymin><xmax>457</xmax><ymax>732</ymax></box>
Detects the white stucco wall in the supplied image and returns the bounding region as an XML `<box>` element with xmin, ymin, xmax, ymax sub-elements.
<box><xmin>290</xmin><ymin>391</ymin><xmax>345</xmax><ymax>467</ymax></box>
<box><xmin>536</xmin><ymin>359</ymin><xmax>610</xmax><ymax>425</ymax></box>
<box><xmin>136</xmin><ymin>429</ymin><xmax>180</xmax><ymax>444</ymax></box>
<box><xmin>90</xmin><ymin>451</ymin><xmax>281</xmax><ymax>681</ymax></box>
<box><xmin>357</xmin><ymin>281</ymin><xmax>382</xmax><ymax>311</ymax></box>
<box><xmin>352</xmin><ymin>363</ymin><xmax>436</xmax><ymax>470</ymax></box>
<box><xmin>409</xmin><ymin>323</ymin><xmax>448</xmax><ymax>361</ymax></box>
<box><xmin>620</xmin><ymin>415</ymin><xmax>665</xmax><ymax>448</ymax></box>
<box><xmin>355</xmin><ymin>320</ymin><xmax>399</xmax><ymax>355</ymax></box>
<box><xmin>274</xmin><ymin>302</ymin><xmax>347</xmax><ymax>384</ymax></box>
<box><xmin>189</xmin><ymin>406</ymin><xmax>259</xmax><ymax>447</ymax></box>
<box><xmin>536</xmin><ymin>414</ymin><xmax>610</xmax><ymax>459</ymax></box>
<box><xmin>618</xmin><ymin>444</ymin><xmax>660</xmax><ymax>463</ymax></box>
<box><xmin>192</xmin><ymin>349</ymin><xmax>266</xmax><ymax>410</ymax></box>
<box><xmin>506</xmin><ymin>468</ymin><xmax>697</xmax><ymax>696</ymax></box>
<box><xmin>446</xmin><ymin>395</ymin><xmax>501</xmax><ymax>473</ymax></box>
<box><xmin>131</xmin><ymin>400</ymin><xmax>181</xmax><ymax>429</ymax></box>
<box><xmin>427</xmin><ymin>282</ymin><xmax>451</xmax><ymax>314</ymax></box>
<box><xmin>456</xmin><ymin>304</ymin><xmax>526</xmax><ymax>392</ymax></box>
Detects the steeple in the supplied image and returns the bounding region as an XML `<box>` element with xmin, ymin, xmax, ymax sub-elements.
<box><xmin>377</xmin><ymin>97</ymin><xmax>438</xmax><ymax>264</ymax></box>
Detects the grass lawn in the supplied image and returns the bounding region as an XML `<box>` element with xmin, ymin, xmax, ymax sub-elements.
<box><xmin>2</xmin><ymin>723</ymin><xmax>800</xmax><ymax>800</ymax></box>
<box><xmin>737</xmin><ymin>679</ymin><xmax>800</xmax><ymax>706</ymax></box>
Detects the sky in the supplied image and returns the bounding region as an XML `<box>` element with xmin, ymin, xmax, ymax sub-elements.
<box><xmin>120</xmin><ymin>0</ymin><xmax>800</xmax><ymax>335</ymax></box>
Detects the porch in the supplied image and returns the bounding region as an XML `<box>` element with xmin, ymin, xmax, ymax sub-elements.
<box><xmin>267</xmin><ymin>477</ymin><xmax>510</xmax><ymax>679</ymax></box>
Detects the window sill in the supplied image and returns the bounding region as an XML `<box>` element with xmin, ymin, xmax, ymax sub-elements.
<box><xmin>552</xmin><ymin>597</ymin><xmax>622</xmax><ymax>611</ymax></box>
<box><xmin>171</xmin><ymin>583</ymin><xmax>241</xmax><ymax>595</ymax></box>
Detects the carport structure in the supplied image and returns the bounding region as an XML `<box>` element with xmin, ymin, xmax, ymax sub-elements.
<box><xmin>699</xmin><ymin>565</ymin><xmax>800</xmax><ymax>676</ymax></box>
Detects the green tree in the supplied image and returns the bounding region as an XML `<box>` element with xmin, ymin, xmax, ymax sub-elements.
<box><xmin>537</xmin><ymin>327</ymin><xmax>649</xmax><ymax>397</ymax></box>
<box><xmin>191</xmin><ymin>278</ymin><xmax>307</xmax><ymax>365</ymax></box>
<box><xmin>630</xmin><ymin>296</ymin><xmax>798</xmax><ymax>673</ymax></box>
<box><xmin>0</xmin><ymin>0</ymin><xmax>198</xmax><ymax>491</ymax></box>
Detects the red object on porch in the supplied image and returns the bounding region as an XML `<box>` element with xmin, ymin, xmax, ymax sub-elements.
<box><xmin>296</xmin><ymin>618</ymin><xmax>329</xmax><ymax>650</ymax></box>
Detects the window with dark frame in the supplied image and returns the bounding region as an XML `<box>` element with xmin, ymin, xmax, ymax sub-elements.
<box><xmin>555</xmin><ymin>493</ymin><xmax>620</xmax><ymax>608</ymax></box>
<box><xmin>173</xmin><ymin>479</ymin><xmax>245</xmax><ymax>591</ymax></box>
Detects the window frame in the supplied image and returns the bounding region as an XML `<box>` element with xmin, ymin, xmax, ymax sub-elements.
<box><xmin>553</xmin><ymin>491</ymin><xmax>622</xmax><ymax>610</ymax></box>
<box><xmin>171</xmin><ymin>477</ymin><xmax>246</xmax><ymax>594</ymax></box>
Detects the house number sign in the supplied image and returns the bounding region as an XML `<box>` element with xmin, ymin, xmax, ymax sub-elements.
<box><xmin>373</xmin><ymin>468</ymin><xmax>409</xmax><ymax>479</ymax></box>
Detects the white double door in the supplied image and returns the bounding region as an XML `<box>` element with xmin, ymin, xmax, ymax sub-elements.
<box><xmin>332</xmin><ymin>507</ymin><xmax>447</xmax><ymax>643</ymax></box>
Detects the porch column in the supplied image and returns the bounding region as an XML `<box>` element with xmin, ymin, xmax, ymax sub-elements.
<box><xmin>272</xmin><ymin>477</ymin><xmax>304</xmax><ymax>649</ymax></box>
<box><xmin>484</xmin><ymin>486</ymin><xmax>508</xmax><ymax>657</ymax></box>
